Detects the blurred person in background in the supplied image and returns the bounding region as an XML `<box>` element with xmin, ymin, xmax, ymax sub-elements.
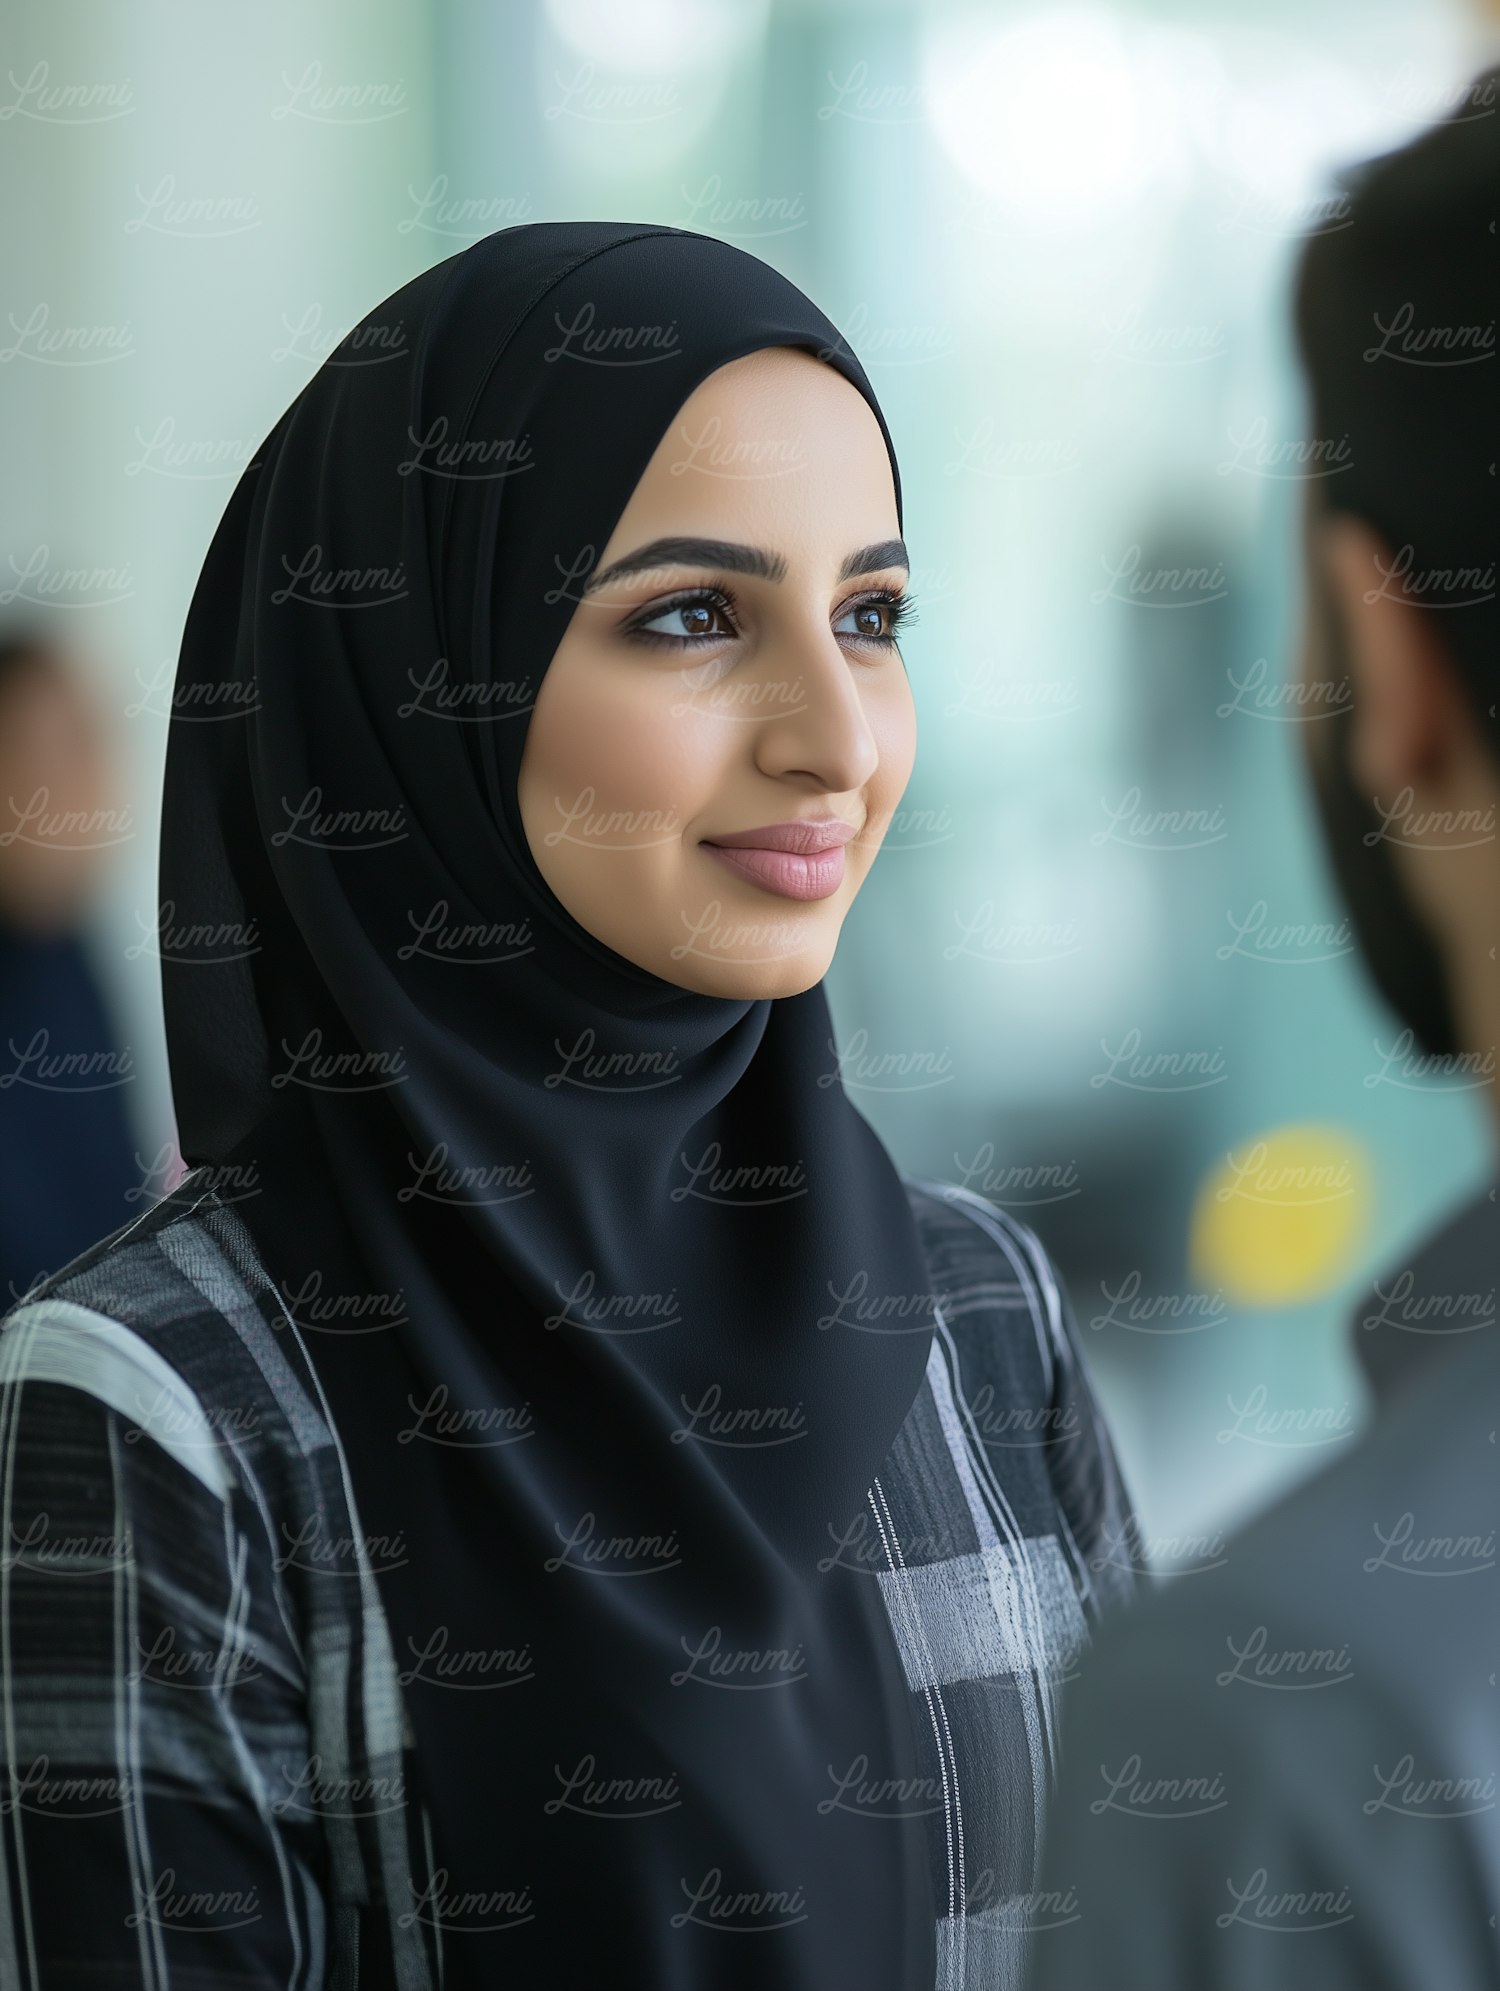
<box><xmin>0</xmin><ymin>630</ymin><xmax>140</xmax><ymax>1304</ymax></box>
<box><xmin>1025</xmin><ymin>67</ymin><xmax>1498</xmax><ymax>1991</ymax></box>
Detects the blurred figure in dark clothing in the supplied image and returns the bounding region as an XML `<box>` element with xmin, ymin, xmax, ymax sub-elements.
<box><xmin>1026</xmin><ymin>69</ymin><xmax>1498</xmax><ymax>1991</ymax></box>
<box><xmin>0</xmin><ymin>631</ymin><xmax>141</xmax><ymax>1303</ymax></box>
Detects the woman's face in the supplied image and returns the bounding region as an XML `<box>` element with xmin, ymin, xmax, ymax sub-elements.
<box><xmin>517</xmin><ymin>345</ymin><xmax>917</xmax><ymax>999</ymax></box>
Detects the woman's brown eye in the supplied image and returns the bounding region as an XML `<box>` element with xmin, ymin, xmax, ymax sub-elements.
<box><xmin>834</xmin><ymin>596</ymin><xmax>906</xmax><ymax>645</ymax></box>
<box><xmin>628</xmin><ymin>592</ymin><xmax>738</xmax><ymax>644</ymax></box>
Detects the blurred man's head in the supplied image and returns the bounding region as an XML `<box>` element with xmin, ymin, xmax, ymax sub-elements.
<box><xmin>0</xmin><ymin>631</ymin><xmax>116</xmax><ymax>934</ymax></box>
<box><xmin>1294</xmin><ymin>69</ymin><xmax>1498</xmax><ymax>1082</ymax></box>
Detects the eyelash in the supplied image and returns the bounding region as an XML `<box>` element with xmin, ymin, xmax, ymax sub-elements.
<box><xmin>620</xmin><ymin>580</ymin><xmax>918</xmax><ymax>655</ymax></box>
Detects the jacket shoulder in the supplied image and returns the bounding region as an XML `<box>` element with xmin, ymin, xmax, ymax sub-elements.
<box><xmin>903</xmin><ymin>1174</ymin><xmax>1071</xmax><ymax>1369</ymax></box>
<box><xmin>905</xmin><ymin>1172</ymin><xmax>1063</xmax><ymax>1277</ymax></box>
<box><xmin>5</xmin><ymin>1170</ymin><xmax>272</xmax><ymax>1339</ymax></box>
<box><xmin>0</xmin><ymin>1172</ymin><xmax>313</xmax><ymax>1516</ymax></box>
<box><xmin>902</xmin><ymin>1174</ymin><xmax>1140</xmax><ymax>1609</ymax></box>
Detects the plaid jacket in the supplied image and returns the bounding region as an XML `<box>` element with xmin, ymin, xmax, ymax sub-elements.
<box><xmin>0</xmin><ymin>1167</ymin><xmax>1137</xmax><ymax>1989</ymax></box>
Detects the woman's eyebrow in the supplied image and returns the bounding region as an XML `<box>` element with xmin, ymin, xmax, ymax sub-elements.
<box><xmin>583</xmin><ymin>536</ymin><xmax>909</xmax><ymax>597</ymax></box>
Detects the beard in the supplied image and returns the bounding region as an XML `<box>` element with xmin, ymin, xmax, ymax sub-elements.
<box><xmin>1302</xmin><ymin>569</ymin><xmax>1461</xmax><ymax>1062</ymax></box>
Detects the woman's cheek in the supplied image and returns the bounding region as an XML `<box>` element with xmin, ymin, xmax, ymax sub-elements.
<box><xmin>538</xmin><ymin>671</ymin><xmax>720</xmax><ymax>879</ymax></box>
<box><xmin>862</xmin><ymin>677</ymin><xmax>917</xmax><ymax>815</ymax></box>
<box><xmin>593</xmin><ymin>700</ymin><xmax>680</xmax><ymax>832</ymax></box>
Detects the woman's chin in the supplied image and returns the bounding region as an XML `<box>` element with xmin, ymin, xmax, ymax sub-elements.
<box><xmin>656</xmin><ymin>928</ymin><xmax>839</xmax><ymax>1001</ymax></box>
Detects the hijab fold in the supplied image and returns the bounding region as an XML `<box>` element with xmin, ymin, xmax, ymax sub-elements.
<box><xmin>163</xmin><ymin>222</ymin><xmax>939</xmax><ymax>1987</ymax></box>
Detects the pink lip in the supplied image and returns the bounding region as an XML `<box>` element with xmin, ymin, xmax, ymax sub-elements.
<box><xmin>699</xmin><ymin>818</ymin><xmax>858</xmax><ymax>902</ymax></box>
<box><xmin>702</xmin><ymin>818</ymin><xmax>859</xmax><ymax>854</ymax></box>
<box><xmin>702</xmin><ymin>841</ymin><xmax>846</xmax><ymax>901</ymax></box>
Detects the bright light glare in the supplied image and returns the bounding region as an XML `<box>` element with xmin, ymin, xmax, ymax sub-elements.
<box><xmin>923</xmin><ymin>9</ymin><xmax>1180</xmax><ymax>225</ymax></box>
<box><xmin>545</xmin><ymin>0</ymin><xmax>767</xmax><ymax>77</ymax></box>
<box><xmin>1198</xmin><ymin>54</ymin><xmax>1384</xmax><ymax>201</ymax></box>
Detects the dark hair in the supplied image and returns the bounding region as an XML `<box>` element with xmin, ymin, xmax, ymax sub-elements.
<box><xmin>1293</xmin><ymin>67</ymin><xmax>1497</xmax><ymax>745</ymax></box>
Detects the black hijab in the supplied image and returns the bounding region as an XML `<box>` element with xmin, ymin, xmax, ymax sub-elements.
<box><xmin>162</xmin><ymin>222</ymin><xmax>939</xmax><ymax>1987</ymax></box>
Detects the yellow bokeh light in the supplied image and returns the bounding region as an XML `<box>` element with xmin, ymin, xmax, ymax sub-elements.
<box><xmin>1189</xmin><ymin>1123</ymin><xmax>1372</xmax><ymax>1306</ymax></box>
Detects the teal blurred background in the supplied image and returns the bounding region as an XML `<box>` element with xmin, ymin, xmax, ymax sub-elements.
<box><xmin>3</xmin><ymin>0</ymin><xmax>1496</xmax><ymax>1555</ymax></box>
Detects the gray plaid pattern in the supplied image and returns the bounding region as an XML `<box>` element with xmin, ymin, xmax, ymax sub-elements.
<box><xmin>0</xmin><ymin>1169</ymin><xmax>1135</xmax><ymax>1988</ymax></box>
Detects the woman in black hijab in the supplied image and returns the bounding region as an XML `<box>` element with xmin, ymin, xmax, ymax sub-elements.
<box><xmin>163</xmin><ymin>221</ymin><xmax>941</xmax><ymax>1986</ymax></box>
